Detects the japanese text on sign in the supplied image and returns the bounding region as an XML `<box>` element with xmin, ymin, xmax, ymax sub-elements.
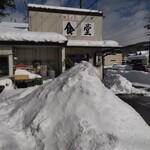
<box><xmin>62</xmin><ymin>14</ymin><xmax>81</xmax><ymax>21</ymax></box>
<box><xmin>81</xmin><ymin>22</ymin><xmax>94</xmax><ymax>36</ymax></box>
<box><xmin>63</xmin><ymin>21</ymin><xmax>76</xmax><ymax>36</ymax></box>
<box><xmin>63</xmin><ymin>21</ymin><xmax>94</xmax><ymax>36</ymax></box>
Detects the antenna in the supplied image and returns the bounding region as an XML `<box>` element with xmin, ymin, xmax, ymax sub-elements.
<box><xmin>80</xmin><ymin>0</ymin><xmax>82</xmax><ymax>8</ymax></box>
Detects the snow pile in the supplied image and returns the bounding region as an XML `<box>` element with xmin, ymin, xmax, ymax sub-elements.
<box><xmin>15</xmin><ymin>69</ymin><xmax>41</xmax><ymax>79</ymax></box>
<box><xmin>0</xmin><ymin>62</ymin><xmax>150</xmax><ymax>150</ymax></box>
<box><xmin>105</xmin><ymin>64</ymin><xmax>133</xmax><ymax>71</ymax></box>
<box><xmin>106</xmin><ymin>69</ymin><xmax>150</xmax><ymax>88</ymax></box>
<box><xmin>0</xmin><ymin>78</ymin><xmax>14</xmax><ymax>91</ymax></box>
<box><xmin>103</xmin><ymin>74</ymin><xmax>149</xmax><ymax>95</ymax></box>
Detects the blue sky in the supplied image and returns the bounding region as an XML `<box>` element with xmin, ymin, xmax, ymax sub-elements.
<box><xmin>1</xmin><ymin>0</ymin><xmax>150</xmax><ymax>46</ymax></box>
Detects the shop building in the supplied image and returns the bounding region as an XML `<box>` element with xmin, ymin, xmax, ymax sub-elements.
<box><xmin>0</xmin><ymin>22</ymin><xmax>67</xmax><ymax>78</ymax></box>
<box><xmin>0</xmin><ymin>4</ymin><xmax>121</xmax><ymax>79</ymax></box>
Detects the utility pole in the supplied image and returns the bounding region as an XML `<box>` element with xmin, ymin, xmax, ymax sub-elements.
<box><xmin>144</xmin><ymin>14</ymin><xmax>150</xmax><ymax>65</ymax></box>
<box><xmin>80</xmin><ymin>0</ymin><xmax>82</xmax><ymax>8</ymax></box>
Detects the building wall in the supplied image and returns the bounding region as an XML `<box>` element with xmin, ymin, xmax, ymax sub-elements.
<box><xmin>29</xmin><ymin>11</ymin><xmax>103</xmax><ymax>41</ymax></box>
<box><xmin>104</xmin><ymin>53</ymin><xmax>122</xmax><ymax>66</ymax></box>
<box><xmin>0</xmin><ymin>45</ymin><xmax>12</xmax><ymax>55</ymax></box>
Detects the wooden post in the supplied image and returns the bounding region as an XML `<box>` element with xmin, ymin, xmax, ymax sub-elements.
<box><xmin>8</xmin><ymin>54</ymin><xmax>14</xmax><ymax>76</ymax></box>
<box><xmin>61</xmin><ymin>47</ymin><xmax>66</xmax><ymax>72</ymax></box>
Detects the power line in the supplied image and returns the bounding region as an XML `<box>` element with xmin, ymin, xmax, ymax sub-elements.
<box><xmin>105</xmin><ymin>27</ymin><xmax>147</xmax><ymax>40</ymax></box>
<box><xmin>75</xmin><ymin>0</ymin><xmax>99</xmax><ymax>34</ymax></box>
<box><xmin>120</xmin><ymin>34</ymin><xmax>147</xmax><ymax>43</ymax></box>
<box><xmin>119</xmin><ymin>34</ymin><xmax>147</xmax><ymax>45</ymax></box>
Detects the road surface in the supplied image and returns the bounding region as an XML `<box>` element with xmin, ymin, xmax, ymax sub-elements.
<box><xmin>117</xmin><ymin>94</ymin><xmax>150</xmax><ymax>126</ymax></box>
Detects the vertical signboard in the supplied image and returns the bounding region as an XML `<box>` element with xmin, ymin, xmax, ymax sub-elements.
<box><xmin>94</xmin><ymin>53</ymin><xmax>101</xmax><ymax>66</ymax></box>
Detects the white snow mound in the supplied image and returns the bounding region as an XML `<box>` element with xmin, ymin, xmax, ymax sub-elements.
<box><xmin>103</xmin><ymin>74</ymin><xmax>148</xmax><ymax>95</ymax></box>
<box><xmin>0</xmin><ymin>78</ymin><xmax>14</xmax><ymax>91</ymax></box>
<box><xmin>0</xmin><ymin>61</ymin><xmax>150</xmax><ymax>150</ymax></box>
<box><xmin>15</xmin><ymin>69</ymin><xmax>41</xmax><ymax>79</ymax></box>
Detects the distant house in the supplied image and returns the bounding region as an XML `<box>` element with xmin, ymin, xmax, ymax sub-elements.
<box><xmin>126</xmin><ymin>51</ymin><xmax>149</xmax><ymax>65</ymax></box>
<box><xmin>0</xmin><ymin>4</ymin><xmax>121</xmax><ymax>79</ymax></box>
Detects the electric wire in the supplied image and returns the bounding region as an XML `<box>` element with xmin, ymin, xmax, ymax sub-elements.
<box><xmin>118</xmin><ymin>34</ymin><xmax>148</xmax><ymax>45</ymax></box>
<box><xmin>101</xmin><ymin>0</ymin><xmax>147</xmax><ymax>43</ymax></box>
<box><xmin>75</xmin><ymin>0</ymin><xmax>99</xmax><ymax>34</ymax></box>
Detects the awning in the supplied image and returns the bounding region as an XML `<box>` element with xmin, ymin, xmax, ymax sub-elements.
<box><xmin>0</xmin><ymin>30</ymin><xmax>67</xmax><ymax>45</ymax></box>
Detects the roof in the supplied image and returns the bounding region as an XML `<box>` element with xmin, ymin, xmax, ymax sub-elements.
<box><xmin>0</xmin><ymin>30</ymin><xmax>67</xmax><ymax>45</ymax></box>
<box><xmin>67</xmin><ymin>40</ymin><xmax>121</xmax><ymax>48</ymax></box>
<box><xmin>127</xmin><ymin>51</ymin><xmax>149</xmax><ymax>60</ymax></box>
<box><xmin>28</xmin><ymin>4</ymin><xmax>103</xmax><ymax>16</ymax></box>
<box><xmin>0</xmin><ymin>22</ymin><xmax>28</xmax><ymax>29</ymax></box>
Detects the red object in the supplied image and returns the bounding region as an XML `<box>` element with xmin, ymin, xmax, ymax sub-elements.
<box><xmin>15</xmin><ymin>63</ymin><xmax>27</xmax><ymax>69</ymax></box>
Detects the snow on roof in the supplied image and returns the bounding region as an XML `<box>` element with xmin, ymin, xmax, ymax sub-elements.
<box><xmin>0</xmin><ymin>22</ymin><xmax>28</xmax><ymax>33</ymax></box>
<box><xmin>0</xmin><ymin>26</ymin><xmax>26</xmax><ymax>32</ymax></box>
<box><xmin>28</xmin><ymin>3</ymin><xmax>102</xmax><ymax>14</ymax></box>
<box><xmin>137</xmin><ymin>51</ymin><xmax>149</xmax><ymax>55</ymax></box>
<box><xmin>0</xmin><ymin>30</ymin><xmax>67</xmax><ymax>44</ymax></box>
<box><xmin>0</xmin><ymin>22</ymin><xmax>28</xmax><ymax>29</ymax></box>
<box><xmin>127</xmin><ymin>51</ymin><xmax>149</xmax><ymax>60</ymax></box>
<box><xmin>67</xmin><ymin>40</ymin><xmax>121</xmax><ymax>47</ymax></box>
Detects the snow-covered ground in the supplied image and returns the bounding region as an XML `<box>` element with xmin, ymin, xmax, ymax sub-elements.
<box><xmin>105</xmin><ymin>64</ymin><xmax>150</xmax><ymax>89</ymax></box>
<box><xmin>103</xmin><ymin>73</ymin><xmax>150</xmax><ymax>96</ymax></box>
<box><xmin>0</xmin><ymin>61</ymin><xmax>150</xmax><ymax>150</ymax></box>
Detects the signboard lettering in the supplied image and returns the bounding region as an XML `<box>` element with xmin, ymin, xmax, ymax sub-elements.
<box><xmin>63</xmin><ymin>21</ymin><xmax>76</xmax><ymax>36</ymax></box>
<box><xmin>62</xmin><ymin>14</ymin><xmax>81</xmax><ymax>21</ymax></box>
<box><xmin>81</xmin><ymin>22</ymin><xmax>94</xmax><ymax>36</ymax></box>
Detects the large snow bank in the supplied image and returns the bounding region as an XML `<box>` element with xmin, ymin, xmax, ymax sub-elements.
<box><xmin>106</xmin><ymin>69</ymin><xmax>150</xmax><ymax>87</ymax></box>
<box><xmin>0</xmin><ymin>62</ymin><xmax>150</xmax><ymax>150</ymax></box>
<box><xmin>103</xmin><ymin>74</ymin><xmax>149</xmax><ymax>95</ymax></box>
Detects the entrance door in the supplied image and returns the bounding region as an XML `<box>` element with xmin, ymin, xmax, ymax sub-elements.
<box><xmin>0</xmin><ymin>56</ymin><xmax>9</xmax><ymax>76</ymax></box>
